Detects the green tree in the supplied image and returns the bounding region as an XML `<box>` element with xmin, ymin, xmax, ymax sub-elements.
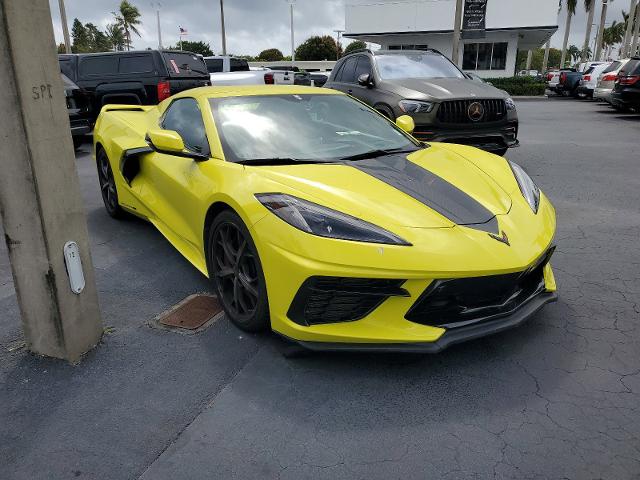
<box><xmin>71</xmin><ymin>18</ymin><xmax>91</xmax><ymax>53</ymax></box>
<box><xmin>105</xmin><ymin>23</ymin><xmax>126</xmax><ymax>51</ymax></box>
<box><xmin>57</xmin><ymin>43</ymin><xmax>67</xmax><ymax>54</ymax></box>
<box><xmin>343</xmin><ymin>40</ymin><xmax>366</xmax><ymax>56</ymax></box>
<box><xmin>601</xmin><ymin>20</ymin><xmax>625</xmax><ymax>59</ymax></box>
<box><xmin>567</xmin><ymin>44</ymin><xmax>581</xmax><ymax>63</ymax></box>
<box><xmin>258</xmin><ymin>48</ymin><xmax>284</xmax><ymax>61</ymax></box>
<box><xmin>295</xmin><ymin>35</ymin><xmax>338</xmax><ymax>61</ymax></box>
<box><xmin>516</xmin><ymin>47</ymin><xmax>562</xmax><ymax>71</ymax></box>
<box><xmin>85</xmin><ymin>23</ymin><xmax>111</xmax><ymax>52</ymax></box>
<box><xmin>112</xmin><ymin>0</ymin><xmax>142</xmax><ymax>51</ymax></box>
<box><xmin>171</xmin><ymin>40</ymin><xmax>213</xmax><ymax>56</ymax></box>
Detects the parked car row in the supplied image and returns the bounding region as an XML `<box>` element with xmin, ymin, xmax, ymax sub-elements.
<box><xmin>547</xmin><ymin>57</ymin><xmax>640</xmax><ymax>112</ymax></box>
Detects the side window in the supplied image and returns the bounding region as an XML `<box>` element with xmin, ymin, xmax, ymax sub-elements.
<box><xmin>332</xmin><ymin>61</ymin><xmax>346</xmax><ymax>82</ymax></box>
<box><xmin>162</xmin><ymin>98</ymin><xmax>209</xmax><ymax>154</ymax></box>
<box><xmin>354</xmin><ymin>56</ymin><xmax>372</xmax><ymax>80</ymax></box>
<box><xmin>119</xmin><ymin>55</ymin><xmax>154</xmax><ymax>74</ymax></box>
<box><xmin>79</xmin><ymin>56</ymin><xmax>118</xmax><ymax>77</ymax></box>
<box><xmin>205</xmin><ymin>58</ymin><xmax>223</xmax><ymax>73</ymax></box>
<box><xmin>340</xmin><ymin>57</ymin><xmax>358</xmax><ymax>83</ymax></box>
<box><xmin>230</xmin><ymin>58</ymin><xmax>249</xmax><ymax>72</ymax></box>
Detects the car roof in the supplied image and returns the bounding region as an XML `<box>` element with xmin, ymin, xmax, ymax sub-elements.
<box><xmin>173</xmin><ymin>85</ymin><xmax>343</xmax><ymax>99</ymax></box>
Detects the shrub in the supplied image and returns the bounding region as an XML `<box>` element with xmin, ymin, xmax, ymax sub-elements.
<box><xmin>484</xmin><ymin>76</ymin><xmax>546</xmax><ymax>96</ymax></box>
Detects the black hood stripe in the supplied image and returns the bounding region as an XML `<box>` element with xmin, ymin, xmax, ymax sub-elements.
<box><xmin>350</xmin><ymin>154</ymin><xmax>499</xmax><ymax>234</ymax></box>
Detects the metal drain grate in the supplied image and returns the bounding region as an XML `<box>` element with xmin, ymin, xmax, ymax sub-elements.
<box><xmin>158</xmin><ymin>294</ymin><xmax>223</xmax><ymax>330</ymax></box>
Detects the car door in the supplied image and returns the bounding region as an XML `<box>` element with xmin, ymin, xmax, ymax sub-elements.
<box><xmin>329</xmin><ymin>56</ymin><xmax>358</xmax><ymax>95</ymax></box>
<box><xmin>137</xmin><ymin>97</ymin><xmax>215</xmax><ymax>255</ymax></box>
<box><xmin>349</xmin><ymin>55</ymin><xmax>376</xmax><ymax>104</ymax></box>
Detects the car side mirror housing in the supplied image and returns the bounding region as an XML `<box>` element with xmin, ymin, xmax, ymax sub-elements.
<box><xmin>395</xmin><ymin>115</ymin><xmax>415</xmax><ymax>134</ymax></box>
<box><xmin>358</xmin><ymin>73</ymin><xmax>373</xmax><ymax>87</ymax></box>
<box><xmin>146</xmin><ymin>129</ymin><xmax>208</xmax><ymax>161</ymax></box>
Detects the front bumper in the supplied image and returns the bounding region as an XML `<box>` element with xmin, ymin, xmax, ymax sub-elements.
<box><xmin>284</xmin><ymin>291</ymin><xmax>557</xmax><ymax>353</ymax></box>
<box><xmin>412</xmin><ymin>121</ymin><xmax>519</xmax><ymax>153</ymax></box>
<box><xmin>254</xmin><ymin>195</ymin><xmax>557</xmax><ymax>350</ymax></box>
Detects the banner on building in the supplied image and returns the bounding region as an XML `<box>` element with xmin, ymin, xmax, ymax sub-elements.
<box><xmin>462</xmin><ymin>0</ymin><xmax>488</xmax><ymax>39</ymax></box>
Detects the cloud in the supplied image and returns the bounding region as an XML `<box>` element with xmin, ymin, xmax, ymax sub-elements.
<box><xmin>49</xmin><ymin>0</ymin><xmax>630</xmax><ymax>55</ymax></box>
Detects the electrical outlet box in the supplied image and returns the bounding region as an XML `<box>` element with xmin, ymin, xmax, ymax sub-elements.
<box><xmin>63</xmin><ymin>241</ymin><xmax>85</xmax><ymax>294</ymax></box>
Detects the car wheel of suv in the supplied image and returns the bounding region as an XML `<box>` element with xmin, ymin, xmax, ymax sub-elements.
<box><xmin>97</xmin><ymin>149</ymin><xmax>125</xmax><ymax>218</ymax></box>
<box><xmin>375</xmin><ymin>105</ymin><xmax>395</xmax><ymax>121</ymax></box>
<box><xmin>207</xmin><ymin>210</ymin><xmax>270</xmax><ymax>333</ymax></box>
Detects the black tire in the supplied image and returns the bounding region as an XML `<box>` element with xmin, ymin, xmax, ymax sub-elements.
<box><xmin>613</xmin><ymin>104</ymin><xmax>631</xmax><ymax>113</ymax></box>
<box><xmin>72</xmin><ymin>136</ymin><xmax>83</xmax><ymax>150</ymax></box>
<box><xmin>375</xmin><ymin>105</ymin><xmax>396</xmax><ymax>121</ymax></box>
<box><xmin>207</xmin><ymin>210</ymin><xmax>270</xmax><ymax>332</ymax></box>
<box><xmin>96</xmin><ymin>149</ymin><xmax>125</xmax><ymax>218</ymax></box>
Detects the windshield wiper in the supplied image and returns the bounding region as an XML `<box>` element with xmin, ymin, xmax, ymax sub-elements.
<box><xmin>339</xmin><ymin>147</ymin><xmax>420</xmax><ymax>161</ymax></box>
<box><xmin>236</xmin><ymin>157</ymin><xmax>331</xmax><ymax>166</ymax></box>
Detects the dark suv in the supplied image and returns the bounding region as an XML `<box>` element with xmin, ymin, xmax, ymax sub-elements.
<box><xmin>59</xmin><ymin>50</ymin><xmax>210</xmax><ymax>123</ymax></box>
<box><xmin>611</xmin><ymin>57</ymin><xmax>640</xmax><ymax>112</ymax></box>
<box><xmin>324</xmin><ymin>49</ymin><xmax>518</xmax><ymax>155</ymax></box>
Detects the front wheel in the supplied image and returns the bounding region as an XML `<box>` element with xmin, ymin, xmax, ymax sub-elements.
<box><xmin>97</xmin><ymin>149</ymin><xmax>125</xmax><ymax>218</ymax></box>
<box><xmin>207</xmin><ymin>211</ymin><xmax>270</xmax><ymax>332</ymax></box>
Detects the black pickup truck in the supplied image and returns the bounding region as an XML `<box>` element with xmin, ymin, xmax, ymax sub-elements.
<box><xmin>59</xmin><ymin>50</ymin><xmax>210</xmax><ymax>123</ymax></box>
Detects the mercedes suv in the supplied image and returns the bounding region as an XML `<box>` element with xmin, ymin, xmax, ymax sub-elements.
<box><xmin>324</xmin><ymin>49</ymin><xmax>519</xmax><ymax>156</ymax></box>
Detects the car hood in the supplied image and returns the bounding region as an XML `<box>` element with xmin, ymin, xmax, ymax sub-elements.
<box><xmin>379</xmin><ymin>77</ymin><xmax>508</xmax><ymax>101</ymax></box>
<box><xmin>253</xmin><ymin>144</ymin><xmax>512</xmax><ymax>231</ymax></box>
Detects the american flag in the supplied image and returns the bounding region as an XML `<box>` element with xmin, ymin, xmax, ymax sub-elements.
<box><xmin>179</xmin><ymin>26</ymin><xmax>187</xmax><ymax>35</ymax></box>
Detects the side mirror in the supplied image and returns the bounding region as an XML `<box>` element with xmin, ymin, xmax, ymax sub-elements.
<box><xmin>395</xmin><ymin>115</ymin><xmax>415</xmax><ymax>134</ymax></box>
<box><xmin>146</xmin><ymin>128</ymin><xmax>208</xmax><ymax>161</ymax></box>
<box><xmin>146</xmin><ymin>129</ymin><xmax>184</xmax><ymax>153</ymax></box>
<box><xmin>358</xmin><ymin>73</ymin><xmax>373</xmax><ymax>87</ymax></box>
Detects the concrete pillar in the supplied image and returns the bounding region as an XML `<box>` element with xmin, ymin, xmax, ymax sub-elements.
<box><xmin>542</xmin><ymin>40</ymin><xmax>551</xmax><ymax>73</ymax></box>
<box><xmin>525</xmin><ymin>50</ymin><xmax>533</xmax><ymax>71</ymax></box>
<box><xmin>0</xmin><ymin>0</ymin><xmax>102</xmax><ymax>363</ymax></box>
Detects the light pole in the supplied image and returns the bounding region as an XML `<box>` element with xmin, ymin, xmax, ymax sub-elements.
<box><xmin>334</xmin><ymin>29</ymin><xmax>344</xmax><ymax>59</ymax></box>
<box><xmin>451</xmin><ymin>0</ymin><xmax>463</xmax><ymax>66</ymax></box>
<box><xmin>151</xmin><ymin>1</ymin><xmax>162</xmax><ymax>49</ymax></box>
<box><xmin>219</xmin><ymin>0</ymin><xmax>227</xmax><ymax>55</ymax></box>
<box><xmin>595</xmin><ymin>0</ymin><xmax>609</xmax><ymax>61</ymax></box>
<box><xmin>287</xmin><ymin>0</ymin><xmax>296</xmax><ymax>63</ymax></box>
<box><xmin>57</xmin><ymin>0</ymin><xmax>71</xmax><ymax>53</ymax></box>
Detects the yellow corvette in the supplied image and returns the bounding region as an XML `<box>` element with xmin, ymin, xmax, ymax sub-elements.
<box><xmin>93</xmin><ymin>85</ymin><xmax>557</xmax><ymax>352</ymax></box>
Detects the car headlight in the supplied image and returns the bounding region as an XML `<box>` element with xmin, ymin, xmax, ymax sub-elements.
<box><xmin>256</xmin><ymin>193</ymin><xmax>410</xmax><ymax>245</ymax></box>
<box><xmin>505</xmin><ymin>97</ymin><xmax>517</xmax><ymax>111</ymax></box>
<box><xmin>398</xmin><ymin>99</ymin><xmax>434</xmax><ymax>114</ymax></box>
<box><xmin>509</xmin><ymin>162</ymin><xmax>540</xmax><ymax>213</ymax></box>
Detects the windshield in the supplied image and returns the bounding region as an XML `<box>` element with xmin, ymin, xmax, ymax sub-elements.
<box><xmin>209</xmin><ymin>94</ymin><xmax>419</xmax><ymax>163</ymax></box>
<box><xmin>375</xmin><ymin>52</ymin><xmax>465</xmax><ymax>80</ymax></box>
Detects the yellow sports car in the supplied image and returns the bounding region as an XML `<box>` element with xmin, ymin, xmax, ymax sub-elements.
<box><xmin>93</xmin><ymin>85</ymin><xmax>557</xmax><ymax>352</ymax></box>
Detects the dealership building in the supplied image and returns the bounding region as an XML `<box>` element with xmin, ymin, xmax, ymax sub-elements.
<box><xmin>344</xmin><ymin>0</ymin><xmax>560</xmax><ymax>77</ymax></box>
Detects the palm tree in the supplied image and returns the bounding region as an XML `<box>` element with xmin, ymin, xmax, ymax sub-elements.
<box><xmin>105</xmin><ymin>23</ymin><xmax>125</xmax><ymax>51</ymax></box>
<box><xmin>567</xmin><ymin>44</ymin><xmax>581</xmax><ymax>63</ymax></box>
<box><xmin>112</xmin><ymin>0</ymin><xmax>142</xmax><ymax>51</ymax></box>
<box><xmin>582</xmin><ymin>0</ymin><xmax>596</xmax><ymax>61</ymax></box>
<box><xmin>602</xmin><ymin>20</ymin><xmax>626</xmax><ymax>58</ymax></box>
<box><xmin>560</xmin><ymin>0</ymin><xmax>578</xmax><ymax>68</ymax></box>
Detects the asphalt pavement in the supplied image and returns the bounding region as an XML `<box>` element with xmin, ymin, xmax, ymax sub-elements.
<box><xmin>1</xmin><ymin>98</ymin><xmax>639</xmax><ymax>479</ymax></box>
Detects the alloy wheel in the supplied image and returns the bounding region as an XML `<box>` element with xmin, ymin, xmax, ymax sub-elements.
<box><xmin>98</xmin><ymin>155</ymin><xmax>118</xmax><ymax>213</ymax></box>
<box><xmin>211</xmin><ymin>222</ymin><xmax>260</xmax><ymax>319</ymax></box>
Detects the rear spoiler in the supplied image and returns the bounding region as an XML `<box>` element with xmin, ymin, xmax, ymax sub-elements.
<box><xmin>100</xmin><ymin>105</ymin><xmax>155</xmax><ymax>114</ymax></box>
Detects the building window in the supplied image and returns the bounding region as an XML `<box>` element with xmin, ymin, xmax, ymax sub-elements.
<box><xmin>462</xmin><ymin>42</ymin><xmax>508</xmax><ymax>71</ymax></box>
<box><xmin>388</xmin><ymin>44</ymin><xmax>429</xmax><ymax>51</ymax></box>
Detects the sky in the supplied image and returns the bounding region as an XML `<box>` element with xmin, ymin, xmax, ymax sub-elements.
<box><xmin>48</xmin><ymin>0</ymin><xmax>631</xmax><ymax>56</ymax></box>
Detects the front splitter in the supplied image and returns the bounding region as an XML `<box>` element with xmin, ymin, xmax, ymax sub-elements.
<box><xmin>280</xmin><ymin>291</ymin><xmax>558</xmax><ymax>354</ymax></box>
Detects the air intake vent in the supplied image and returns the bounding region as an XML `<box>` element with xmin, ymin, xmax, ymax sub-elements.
<box><xmin>287</xmin><ymin>277</ymin><xmax>409</xmax><ymax>326</ymax></box>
